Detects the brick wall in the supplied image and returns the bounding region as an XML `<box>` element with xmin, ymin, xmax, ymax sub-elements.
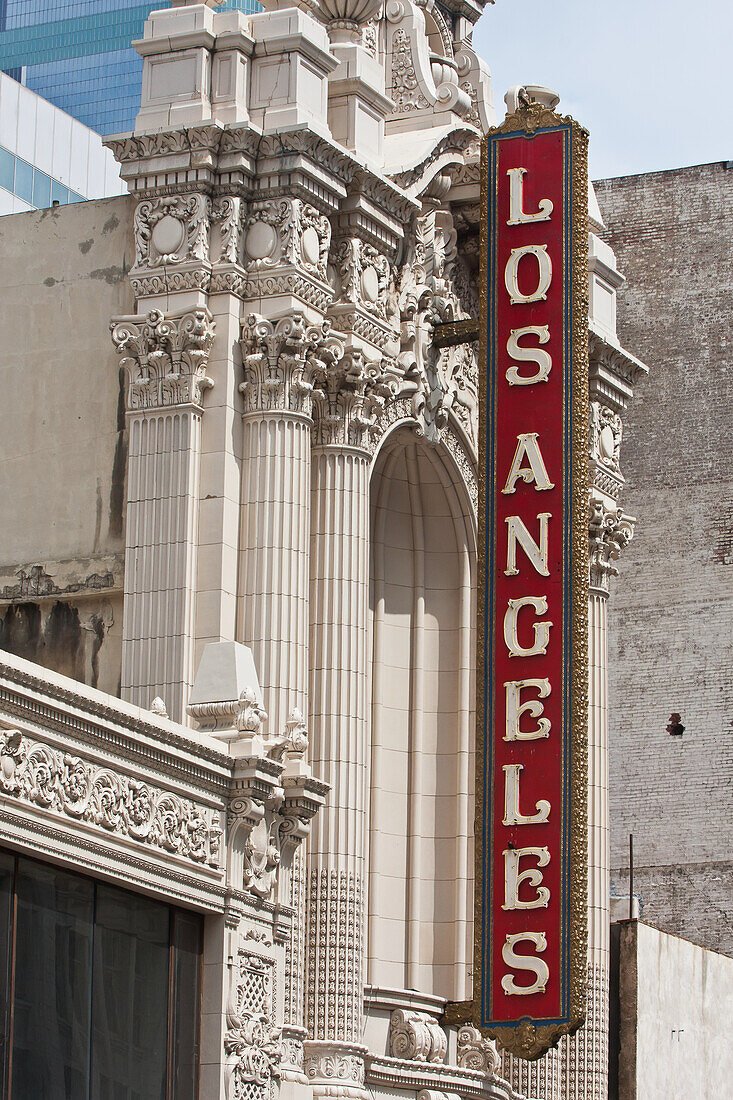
<box><xmin>594</xmin><ymin>162</ymin><xmax>733</xmax><ymax>955</ymax></box>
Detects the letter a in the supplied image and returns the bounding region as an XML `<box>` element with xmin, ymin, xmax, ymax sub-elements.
<box><xmin>502</xmin><ymin>433</ymin><xmax>554</xmax><ymax>494</ymax></box>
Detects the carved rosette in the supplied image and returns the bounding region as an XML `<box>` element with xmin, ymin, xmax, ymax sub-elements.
<box><xmin>388</xmin><ymin>1009</ymin><xmax>447</xmax><ymax>1064</ymax></box>
<box><xmin>0</xmin><ymin>727</ymin><xmax>221</xmax><ymax>865</ymax></box>
<box><xmin>588</xmin><ymin>499</ymin><xmax>635</xmax><ymax>593</ymax></box>
<box><xmin>240</xmin><ymin>313</ymin><xmax>345</xmax><ymax>418</ymax></box>
<box><xmin>110</xmin><ymin>308</ymin><xmax>215</xmax><ymax>412</ymax></box>
<box><xmin>456</xmin><ymin>1024</ymin><xmax>500</xmax><ymax>1075</ymax></box>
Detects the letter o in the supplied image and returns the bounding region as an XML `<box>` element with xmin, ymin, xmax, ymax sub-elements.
<box><xmin>504</xmin><ymin>245</ymin><xmax>553</xmax><ymax>305</ymax></box>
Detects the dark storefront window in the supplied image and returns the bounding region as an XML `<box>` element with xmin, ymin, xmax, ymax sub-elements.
<box><xmin>0</xmin><ymin>850</ymin><xmax>202</xmax><ymax>1099</ymax></box>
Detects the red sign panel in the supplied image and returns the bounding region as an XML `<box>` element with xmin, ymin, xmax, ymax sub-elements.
<box><xmin>474</xmin><ymin>108</ymin><xmax>588</xmax><ymax>1060</ymax></box>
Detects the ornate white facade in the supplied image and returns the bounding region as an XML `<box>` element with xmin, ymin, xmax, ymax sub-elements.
<box><xmin>0</xmin><ymin>1</ymin><xmax>647</xmax><ymax>1098</ymax></box>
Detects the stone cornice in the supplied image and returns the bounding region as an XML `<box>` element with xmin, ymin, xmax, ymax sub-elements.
<box><xmin>589</xmin><ymin>325</ymin><xmax>648</xmax><ymax>412</ymax></box>
<box><xmin>0</xmin><ymin>652</ymin><xmax>232</xmax><ymax>790</ymax></box>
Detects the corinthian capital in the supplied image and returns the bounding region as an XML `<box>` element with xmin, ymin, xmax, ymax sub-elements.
<box><xmin>110</xmin><ymin>308</ymin><xmax>215</xmax><ymax>412</ymax></box>
<box><xmin>311</xmin><ymin>348</ymin><xmax>391</xmax><ymax>450</ymax></box>
<box><xmin>588</xmin><ymin>498</ymin><xmax>635</xmax><ymax>593</ymax></box>
<box><xmin>240</xmin><ymin>313</ymin><xmax>344</xmax><ymax>417</ymax></box>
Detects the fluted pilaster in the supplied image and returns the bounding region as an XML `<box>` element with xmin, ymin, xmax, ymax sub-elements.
<box><xmin>307</xmin><ymin>442</ymin><xmax>371</xmax><ymax>1044</ymax></box>
<box><xmin>238</xmin><ymin>313</ymin><xmax>343</xmax><ymax>737</ymax></box>
<box><xmin>110</xmin><ymin>308</ymin><xmax>215</xmax><ymax>722</ymax></box>
<box><xmin>305</xmin><ymin>353</ymin><xmax>384</xmax><ymax>1058</ymax></box>
<box><xmin>238</xmin><ymin>314</ymin><xmax>344</xmax><ymax>1039</ymax></box>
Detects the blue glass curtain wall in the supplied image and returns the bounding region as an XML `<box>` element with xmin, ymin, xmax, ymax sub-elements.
<box><xmin>0</xmin><ymin>142</ymin><xmax>83</xmax><ymax>208</ymax></box>
<box><xmin>0</xmin><ymin>0</ymin><xmax>261</xmax><ymax>135</ymax></box>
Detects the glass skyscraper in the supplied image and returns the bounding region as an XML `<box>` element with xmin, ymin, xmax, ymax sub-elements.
<box><xmin>0</xmin><ymin>0</ymin><xmax>259</xmax><ymax>137</ymax></box>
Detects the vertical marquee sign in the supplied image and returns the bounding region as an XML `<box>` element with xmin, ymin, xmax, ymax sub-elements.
<box><xmin>474</xmin><ymin>104</ymin><xmax>589</xmax><ymax>1060</ymax></box>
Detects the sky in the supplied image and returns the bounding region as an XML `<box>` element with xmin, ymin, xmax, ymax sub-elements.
<box><xmin>472</xmin><ymin>0</ymin><xmax>731</xmax><ymax>180</ymax></box>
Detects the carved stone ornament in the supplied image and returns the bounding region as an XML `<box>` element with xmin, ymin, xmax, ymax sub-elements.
<box><xmin>225</xmin><ymin>948</ymin><xmax>283</xmax><ymax>1100</ymax></box>
<box><xmin>236</xmin><ymin>687</ymin><xmax>268</xmax><ymax>735</ymax></box>
<box><xmin>240</xmin><ymin>313</ymin><xmax>345</xmax><ymax>418</ymax></box>
<box><xmin>134</xmin><ymin>193</ymin><xmax>210</xmax><ymax>268</ymax></box>
<box><xmin>211</xmin><ymin>196</ymin><xmax>244</xmax><ymax>266</ymax></box>
<box><xmin>455</xmin><ymin>1024</ymin><xmax>500</xmax><ymax>1075</ymax></box>
<box><xmin>244</xmin><ymin>814</ymin><xmax>282</xmax><ymax>899</ymax></box>
<box><xmin>0</xmin><ymin>726</ymin><xmax>221</xmax><ymax>865</ymax></box>
<box><xmin>388</xmin><ymin>1008</ymin><xmax>447</xmax><ymax>1064</ymax></box>
<box><xmin>243</xmin><ymin>199</ymin><xmax>331</xmax><ymax>285</ymax></box>
<box><xmin>588</xmin><ymin>499</ymin><xmax>635</xmax><ymax>592</ymax></box>
<box><xmin>390</xmin><ymin>26</ymin><xmax>429</xmax><ymax>112</ymax></box>
<box><xmin>590</xmin><ymin>401</ymin><xmax>623</xmax><ymax>474</ymax></box>
<box><xmin>330</xmin><ymin>237</ymin><xmax>392</xmax><ymax>321</ymax></box>
<box><xmin>311</xmin><ymin>347</ymin><xmax>393</xmax><ymax>450</ymax></box>
<box><xmin>392</xmin><ymin>207</ymin><xmax>478</xmax><ymax>446</ymax></box>
<box><xmin>110</xmin><ymin>308</ymin><xmax>215</xmax><ymax>411</ymax></box>
<box><xmin>302</xmin><ymin>1041</ymin><xmax>367</xmax><ymax>1087</ymax></box>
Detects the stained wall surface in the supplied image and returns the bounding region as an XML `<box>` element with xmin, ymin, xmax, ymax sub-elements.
<box><xmin>595</xmin><ymin>163</ymin><xmax>733</xmax><ymax>955</ymax></box>
<box><xmin>0</xmin><ymin>195</ymin><xmax>134</xmax><ymax>693</ymax></box>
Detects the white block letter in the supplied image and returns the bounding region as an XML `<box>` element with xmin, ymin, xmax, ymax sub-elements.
<box><xmin>505</xmin><ymin>513</ymin><xmax>551</xmax><ymax>577</ymax></box>
<box><xmin>503</xmin><ymin>596</ymin><xmax>553</xmax><ymax>658</ymax></box>
<box><xmin>507</xmin><ymin>167</ymin><xmax>553</xmax><ymax>225</ymax></box>
<box><xmin>504</xmin><ymin>678</ymin><xmax>551</xmax><ymax>741</ymax></box>
<box><xmin>501</xmin><ymin>932</ymin><xmax>550</xmax><ymax>996</ymax></box>
<box><xmin>502</xmin><ymin>433</ymin><xmax>554</xmax><ymax>494</ymax></box>
<box><xmin>505</xmin><ymin>244</ymin><xmax>552</xmax><ymax>305</ymax></box>
<box><xmin>502</xmin><ymin>847</ymin><xmax>551</xmax><ymax>910</ymax></box>
<box><xmin>502</xmin><ymin>763</ymin><xmax>551</xmax><ymax>825</ymax></box>
<box><xmin>506</xmin><ymin>326</ymin><xmax>552</xmax><ymax>385</ymax></box>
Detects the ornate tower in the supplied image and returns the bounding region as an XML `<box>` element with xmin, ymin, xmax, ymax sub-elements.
<box><xmin>106</xmin><ymin>3</ymin><xmax>644</xmax><ymax>1097</ymax></box>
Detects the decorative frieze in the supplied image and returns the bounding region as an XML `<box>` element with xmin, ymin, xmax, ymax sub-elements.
<box><xmin>388</xmin><ymin>1009</ymin><xmax>447</xmax><ymax>1064</ymax></box>
<box><xmin>244</xmin><ymin>199</ymin><xmax>331</xmax><ymax>282</ymax></box>
<box><xmin>303</xmin><ymin>1041</ymin><xmax>367</xmax><ymax>1089</ymax></box>
<box><xmin>134</xmin><ymin>193</ymin><xmax>210</xmax><ymax>267</ymax></box>
<box><xmin>110</xmin><ymin>307</ymin><xmax>216</xmax><ymax>411</ymax></box>
<box><xmin>0</xmin><ymin>726</ymin><xmax>221</xmax><ymax>866</ymax></box>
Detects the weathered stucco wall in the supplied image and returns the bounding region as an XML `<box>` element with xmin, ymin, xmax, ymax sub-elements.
<box><xmin>611</xmin><ymin>921</ymin><xmax>733</xmax><ymax>1100</ymax></box>
<box><xmin>0</xmin><ymin>195</ymin><xmax>135</xmax><ymax>693</ymax></box>
<box><xmin>595</xmin><ymin>163</ymin><xmax>733</xmax><ymax>955</ymax></box>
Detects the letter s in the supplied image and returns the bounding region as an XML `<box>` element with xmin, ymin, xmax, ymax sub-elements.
<box><xmin>501</xmin><ymin>932</ymin><xmax>550</xmax><ymax>996</ymax></box>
